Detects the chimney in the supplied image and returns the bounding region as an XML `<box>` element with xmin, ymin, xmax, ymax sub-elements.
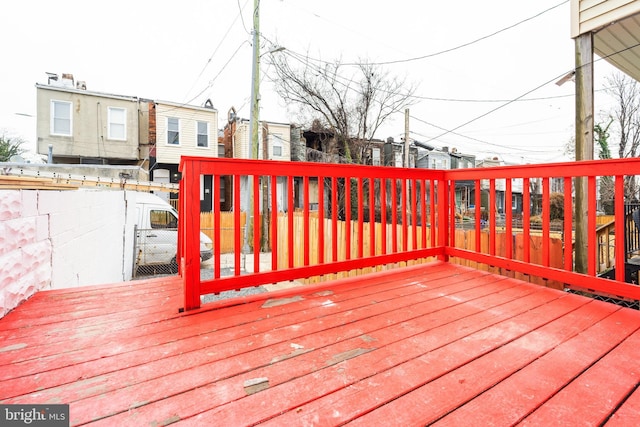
<box><xmin>46</xmin><ymin>72</ymin><xmax>58</xmax><ymax>85</ymax></box>
<box><xmin>61</xmin><ymin>73</ymin><xmax>74</xmax><ymax>88</ymax></box>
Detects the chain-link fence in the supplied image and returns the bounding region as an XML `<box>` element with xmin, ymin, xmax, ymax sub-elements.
<box><xmin>133</xmin><ymin>226</ymin><xmax>179</xmax><ymax>278</ymax></box>
<box><xmin>565</xmin><ymin>288</ymin><xmax>639</xmax><ymax>310</ymax></box>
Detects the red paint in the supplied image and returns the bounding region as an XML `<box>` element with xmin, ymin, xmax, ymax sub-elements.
<box><xmin>178</xmin><ymin>157</ymin><xmax>640</xmax><ymax>309</ymax></box>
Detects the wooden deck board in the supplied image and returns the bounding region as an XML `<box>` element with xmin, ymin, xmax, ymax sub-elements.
<box><xmin>1</xmin><ymin>261</ymin><xmax>640</xmax><ymax>426</ymax></box>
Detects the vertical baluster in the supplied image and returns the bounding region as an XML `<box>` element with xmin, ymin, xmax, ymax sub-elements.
<box><xmin>318</xmin><ymin>176</ymin><xmax>325</xmax><ymax>265</ymax></box>
<box><xmin>271</xmin><ymin>175</ymin><xmax>278</xmax><ymax>271</ymax></box>
<box><xmin>563</xmin><ymin>177</ymin><xmax>573</xmax><ymax>271</ymax></box>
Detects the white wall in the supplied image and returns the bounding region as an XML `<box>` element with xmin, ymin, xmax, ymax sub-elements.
<box><xmin>0</xmin><ymin>189</ymin><xmax>135</xmax><ymax>318</ymax></box>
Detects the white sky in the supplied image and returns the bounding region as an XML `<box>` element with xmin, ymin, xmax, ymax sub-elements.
<box><xmin>0</xmin><ymin>0</ymin><xmax>622</xmax><ymax>164</ymax></box>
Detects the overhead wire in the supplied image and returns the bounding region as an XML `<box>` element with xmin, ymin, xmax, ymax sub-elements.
<box><xmin>364</xmin><ymin>0</ymin><xmax>570</xmax><ymax>66</ymax></box>
<box><xmin>423</xmin><ymin>41</ymin><xmax>640</xmax><ymax>145</ymax></box>
<box><xmin>183</xmin><ymin>0</ymin><xmax>250</xmax><ymax>103</ymax></box>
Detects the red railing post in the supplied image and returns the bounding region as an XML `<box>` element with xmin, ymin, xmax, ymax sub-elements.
<box><xmin>542</xmin><ymin>177</ymin><xmax>550</xmax><ymax>267</ymax></box>
<box><xmin>331</xmin><ymin>177</ymin><xmax>338</xmax><ymax>262</ymax></box>
<box><xmin>489</xmin><ymin>179</ymin><xmax>496</xmax><ymax>256</ymax></box>
<box><xmin>523</xmin><ymin>178</ymin><xmax>531</xmax><ymax>264</ymax></box>
<box><xmin>588</xmin><ymin>176</ymin><xmax>597</xmax><ymax>276</ymax></box>
<box><xmin>303</xmin><ymin>175</ymin><xmax>310</xmax><ymax>266</ymax></box>
<box><xmin>287</xmin><ymin>175</ymin><xmax>294</xmax><ymax>268</ymax></box>
<box><xmin>318</xmin><ymin>176</ymin><xmax>325</xmax><ymax>264</ymax></box>
<box><xmin>213</xmin><ymin>174</ymin><xmax>221</xmax><ymax>279</ymax></box>
<box><xmin>233</xmin><ymin>175</ymin><xmax>242</xmax><ymax>276</ymax></box>
<box><xmin>357</xmin><ymin>177</ymin><xmax>364</xmax><ymax>259</ymax></box>
<box><xmin>182</xmin><ymin>159</ymin><xmax>202</xmax><ymax>311</ymax></box>
<box><xmin>271</xmin><ymin>175</ymin><xmax>278</xmax><ymax>270</ymax></box>
<box><xmin>563</xmin><ymin>177</ymin><xmax>573</xmax><ymax>271</ymax></box>
<box><xmin>505</xmin><ymin>178</ymin><xmax>513</xmax><ymax>260</ymax></box>
<box><xmin>345</xmin><ymin>177</ymin><xmax>352</xmax><ymax>260</ymax></box>
<box><xmin>615</xmin><ymin>175</ymin><xmax>625</xmax><ymax>282</ymax></box>
<box><xmin>437</xmin><ymin>179</ymin><xmax>449</xmax><ymax>261</ymax></box>
<box><xmin>370</xmin><ymin>177</ymin><xmax>376</xmax><ymax>257</ymax></box>
<box><xmin>381</xmin><ymin>178</ymin><xmax>387</xmax><ymax>255</ymax></box>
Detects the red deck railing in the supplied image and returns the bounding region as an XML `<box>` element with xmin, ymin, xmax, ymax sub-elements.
<box><xmin>179</xmin><ymin>157</ymin><xmax>640</xmax><ymax>311</ymax></box>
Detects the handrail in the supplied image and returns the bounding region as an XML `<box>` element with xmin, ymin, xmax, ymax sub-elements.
<box><xmin>179</xmin><ymin>156</ymin><xmax>640</xmax><ymax>310</ymax></box>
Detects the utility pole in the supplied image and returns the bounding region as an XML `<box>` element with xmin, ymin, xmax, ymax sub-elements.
<box><xmin>404</xmin><ymin>109</ymin><xmax>411</xmax><ymax>227</ymax></box>
<box><xmin>249</xmin><ymin>0</ymin><xmax>261</xmax><ymax>161</ymax></box>
<box><xmin>243</xmin><ymin>0</ymin><xmax>260</xmax><ymax>254</ymax></box>
<box><xmin>404</xmin><ymin>108</ymin><xmax>410</xmax><ymax>167</ymax></box>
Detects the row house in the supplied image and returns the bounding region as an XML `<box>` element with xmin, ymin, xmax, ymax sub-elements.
<box><xmin>220</xmin><ymin>110</ymin><xmax>291</xmax><ymax>212</ymax></box>
<box><xmin>35</xmin><ymin>74</ymin><xmax>219</xmax><ymax>211</ymax></box>
<box><xmin>476</xmin><ymin>157</ymin><xmax>526</xmax><ymax>219</ymax></box>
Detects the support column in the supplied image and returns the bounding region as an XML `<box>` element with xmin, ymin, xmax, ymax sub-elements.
<box><xmin>574</xmin><ymin>32</ymin><xmax>594</xmax><ymax>274</ymax></box>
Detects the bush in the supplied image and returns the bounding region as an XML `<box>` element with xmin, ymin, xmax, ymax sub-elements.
<box><xmin>549</xmin><ymin>192</ymin><xmax>564</xmax><ymax>221</ymax></box>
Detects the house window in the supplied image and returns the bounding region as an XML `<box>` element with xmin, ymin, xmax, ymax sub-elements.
<box><xmin>218</xmin><ymin>143</ymin><xmax>225</xmax><ymax>157</ymax></box>
<box><xmin>167</xmin><ymin>117</ymin><xmax>180</xmax><ymax>145</ymax></box>
<box><xmin>273</xmin><ymin>140</ymin><xmax>283</xmax><ymax>157</ymax></box>
<box><xmin>219</xmin><ymin>177</ymin><xmax>226</xmax><ymax>203</ymax></box>
<box><xmin>108</xmin><ymin>107</ymin><xmax>126</xmax><ymax>140</ymax></box>
<box><xmin>270</xmin><ymin>133</ymin><xmax>283</xmax><ymax>157</ymax></box>
<box><xmin>372</xmin><ymin>148</ymin><xmax>381</xmax><ymax>166</ymax></box>
<box><xmin>51</xmin><ymin>100</ymin><xmax>72</xmax><ymax>136</ymax></box>
<box><xmin>512</xmin><ymin>194</ymin><xmax>518</xmax><ymax>210</ymax></box>
<box><xmin>197</xmin><ymin>121</ymin><xmax>209</xmax><ymax>147</ymax></box>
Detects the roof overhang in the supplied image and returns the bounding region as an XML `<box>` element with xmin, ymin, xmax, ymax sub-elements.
<box><xmin>571</xmin><ymin>0</ymin><xmax>640</xmax><ymax>81</ymax></box>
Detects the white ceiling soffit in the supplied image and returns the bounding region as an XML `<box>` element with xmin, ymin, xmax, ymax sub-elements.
<box><xmin>594</xmin><ymin>12</ymin><xmax>640</xmax><ymax>81</ymax></box>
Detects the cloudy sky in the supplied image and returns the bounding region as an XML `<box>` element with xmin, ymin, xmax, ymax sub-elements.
<box><xmin>1</xmin><ymin>0</ymin><xmax>621</xmax><ymax>164</ymax></box>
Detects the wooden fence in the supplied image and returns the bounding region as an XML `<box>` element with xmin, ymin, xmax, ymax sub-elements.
<box><xmin>200</xmin><ymin>211</ymin><xmax>565</xmax><ymax>289</ymax></box>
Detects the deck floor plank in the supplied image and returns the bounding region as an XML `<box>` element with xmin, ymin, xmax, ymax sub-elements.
<box><xmin>1</xmin><ymin>261</ymin><xmax>639</xmax><ymax>426</ymax></box>
<box><xmin>433</xmin><ymin>306</ymin><xmax>640</xmax><ymax>426</ymax></box>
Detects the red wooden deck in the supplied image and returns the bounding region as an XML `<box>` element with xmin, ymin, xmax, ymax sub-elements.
<box><xmin>2</xmin><ymin>261</ymin><xmax>640</xmax><ymax>426</ymax></box>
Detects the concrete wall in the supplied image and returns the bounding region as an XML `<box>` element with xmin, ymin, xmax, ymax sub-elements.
<box><xmin>0</xmin><ymin>189</ymin><xmax>135</xmax><ymax>318</ymax></box>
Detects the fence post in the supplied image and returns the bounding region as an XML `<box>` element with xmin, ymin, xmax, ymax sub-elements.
<box><xmin>182</xmin><ymin>160</ymin><xmax>202</xmax><ymax>311</ymax></box>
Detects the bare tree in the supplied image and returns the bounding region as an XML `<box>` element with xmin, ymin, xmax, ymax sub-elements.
<box><xmin>605</xmin><ymin>72</ymin><xmax>640</xmax><ymax>200</ymax></box>
<box><xmin>270</xmin><ymin>54</ymin><xmax>417</xmax><ymax>163</ymax></box>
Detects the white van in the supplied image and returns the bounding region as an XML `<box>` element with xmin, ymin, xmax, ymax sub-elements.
<box><xmin>134</xmin><ymin>192</ymin><xmax>213</xmax><ymax>267</ymax></box>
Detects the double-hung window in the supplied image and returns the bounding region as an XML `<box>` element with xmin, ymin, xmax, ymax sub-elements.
<box><xmin>271</xmin><ymin>133</ymin><xmax>283</xmax><ymax>157</ymax></box>
<box><xmin>197</xmin><ymin>121</ymin><xmax>209</xmax><ymax>147</ymax></box>
<box><xmin>167</xmin><ymin>117</ymin><xmax>180</xmax><ymax>145</ymax></box>
<box><xmin>51</xmin><ymin>100</ymin><xmax>72</xmax><ymax>136</ymax></box>
<box><xmin>108</xmin><ymin>107</ymin><xmax>126</xmax><ymax>140</ymax></box>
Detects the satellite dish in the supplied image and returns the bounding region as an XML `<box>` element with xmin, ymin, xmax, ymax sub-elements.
<box><xmin>9</xmin><ymin>155</ymin><xmax>25</xmax><ymax>163</ymax></box>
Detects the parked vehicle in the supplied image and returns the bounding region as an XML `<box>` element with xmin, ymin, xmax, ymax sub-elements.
<box><xmin>134</xmin><ymin>192</ymin><xmax>212</xmax><ymax>267</ymax></box>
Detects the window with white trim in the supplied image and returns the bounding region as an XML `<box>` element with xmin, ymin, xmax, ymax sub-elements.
<box><xmin>271</xmin><ymin>133</ymin><xmax>283</xmax><ymax>157</ymax></box>
<box><xmin>108</xmin><ymin>107</ymin><xmax>126</xmax><ymax>140</ymax></box>
<box><xmin>167</xmin><ymin>117</ymin><xmax>180</xmax><ymax>145</ymax></box>
<box><xmin>197</xmin><ymin>121</ymin><xmax>209</xmax><ymax>147</ymax></box>
<box><xmin>51</xmin><ymin>100</ymin><xmax>72</xmax><ymax>136</ymax></box>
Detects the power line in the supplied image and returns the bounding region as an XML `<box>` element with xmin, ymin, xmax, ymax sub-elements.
<box><xmin>422</xmin><ymin>41</ymin><xmax>640</xmax><ymax>145</ymax></box>
<box><xmin>186</xmin><ymin>41</ymin><xmax>249</xmax><ymax>106</ymax></box>
<box><xmin>183</xmin><ymin>0</ymin><xmax>250</xmax><ymax>103</ymax></box>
